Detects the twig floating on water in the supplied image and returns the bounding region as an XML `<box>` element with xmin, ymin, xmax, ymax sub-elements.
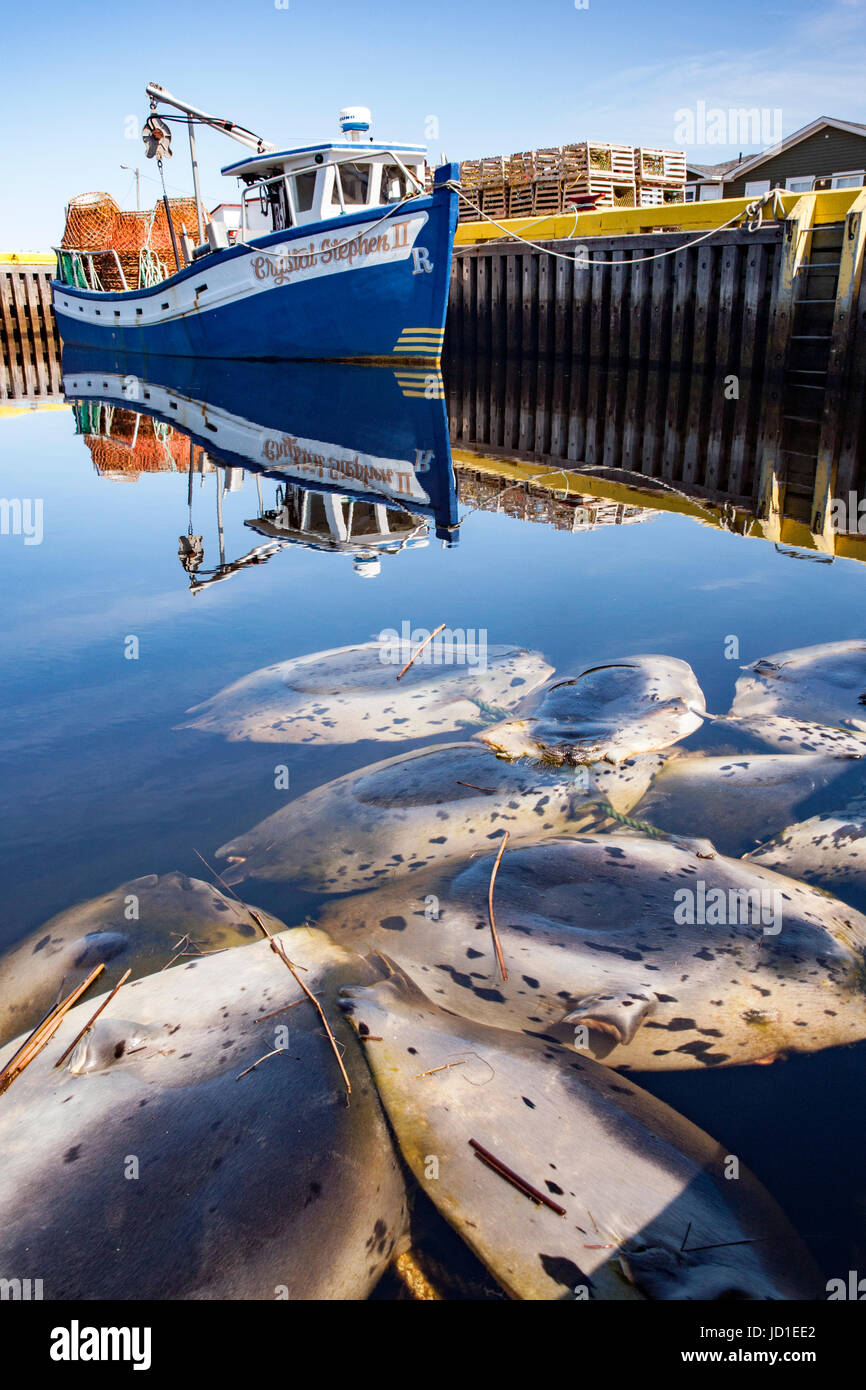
<box><xmin>55</xmin><ymin>968</ymin><xmax>132</xmax><ymax>1069</ymax></box>
<box><xmin>469</xmin><ymin>1138</ymin><xmax>566</xmax><ymax>1216</ymax></box>
<box><xmin>487</xmin><ymin>831</ymin><xmax>510</xmax><ymax>981</ymax></box>
<box><xmin>396</xmin><ymin>623</ymin><xmax>446</xmax><ymax>682</ymax></box>
<box><xmin>236</xmin><ymin>1047</ymin><xmax>285</xmax><ymax>1081</ymax></box>
<box><xmin>455</xmin><ymin>781</ymin><xmax>497</xmax><ymax>794</ymax></box>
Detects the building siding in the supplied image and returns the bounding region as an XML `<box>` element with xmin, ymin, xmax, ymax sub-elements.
<box><xmin>724</xmin><ymin>128</ymin><xmax>866</xmax><ymax>196</ymax></box>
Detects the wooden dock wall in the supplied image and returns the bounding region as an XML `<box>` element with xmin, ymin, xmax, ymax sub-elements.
<box><xmin>0</xmin><ymin>259</ymin><xmax>62</xmax><ymax>400</ymax></box>
<box><xmin>447</xmin><ymin>197</ymin><xmax>866</xmax><ymax>529</ymax></box>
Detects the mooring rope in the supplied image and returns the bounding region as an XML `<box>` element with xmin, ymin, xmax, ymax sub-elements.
<box><xmin>445</xmin><ymin>183</ymin><xmax>786</xmax><ymax>266</ymax></box>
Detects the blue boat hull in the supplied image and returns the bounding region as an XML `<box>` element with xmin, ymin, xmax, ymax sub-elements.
<box><xmin>52</xmin><ymin>168</ymin><xmax>458</xmax><ymax>363</ymax></box>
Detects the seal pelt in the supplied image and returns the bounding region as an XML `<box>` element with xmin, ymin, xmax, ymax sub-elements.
<box><xmin>178</xmin><ymin>641</ymin><xmax>553</xmax><ymax>745</ymax></box>
<box><xmin>338</xmin><ymin>960</ymin><xmax>820</xmax><ymax>1300</ymax></box>
<box><xmin>479</xmin><ymin>654</ymin><xmax>705</xmax><ymax>764</ymax></box>
<box><xmin>0</xmin><ymin>871</ymin><xmax>282</xmax><ymax>1049</ymax></box>
<box><xmin>317</xmin><ymin>833</ymin><xmax>866</xmax><ymax>1071</ymax></box>
<box><xmin>0</xmin><ymin>929</ymin><xmax>407</xmax><ymax>1299</ymax></box>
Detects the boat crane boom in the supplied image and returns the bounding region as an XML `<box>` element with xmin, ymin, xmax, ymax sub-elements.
<box><xmin>145</xmin><ymin>82</ymin><xmax>277</xmax><ymax>155</ymax></box>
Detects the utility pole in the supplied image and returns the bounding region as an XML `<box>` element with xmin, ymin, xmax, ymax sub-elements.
<box><xmin>121</xmin><ymin>164</ymin><xmax>141</xmax><ymax>210</ymax></box>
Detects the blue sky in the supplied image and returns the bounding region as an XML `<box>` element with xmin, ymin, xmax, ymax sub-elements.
<box><xmin>4</xmin><ymin>0</ymin><xmax>866</xmax><ymax>247</ymax></box>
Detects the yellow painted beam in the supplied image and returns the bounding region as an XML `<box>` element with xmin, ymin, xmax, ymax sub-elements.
<box><xmin>0</xmin><ymin>252</ymin><xmax>55</xmax><ymax>265</ymax></box>
<box><xmin>454</xmin><ymin>189</ymin><xmax>861</xmax><ymax>247</ymax></box>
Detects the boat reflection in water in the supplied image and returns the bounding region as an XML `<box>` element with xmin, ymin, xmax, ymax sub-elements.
<box><xmin>61</xmin><ymin>351</ymin><xmax>459</xmax><ymax>590</ymax></box>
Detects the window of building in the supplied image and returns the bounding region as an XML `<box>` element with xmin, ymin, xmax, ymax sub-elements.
<box><xmin>293</xmin><ymin>172</ymin><xmax>317</xmax><ymax>213</ymax></box>
<box><xmin>684</xmin><ymin>185</ymin><xmax>696</xmax><ymax>202</ymax></box>
<box><xmin>831</xmin><ymin>170</ymin><xmax>865</xmax><ymax>189</ymax></box>
<box><xmin>744</xmin><ymin>179</ymin><xmax>771</xmax><ymax>196</ymax></box>
<box><xmin>338</xmin><ymin>163</ymin><xmax>371</xmax><ymax>205</ymax></box>
<box><xmin>785</xmin><ymin>175</ymin><xmax>816</xmax><ymax>193</ymax></box>
<box><xmin>698</xmin><ymin>183</ymin><xmax>723</xmax><ymax>201</ymax></box>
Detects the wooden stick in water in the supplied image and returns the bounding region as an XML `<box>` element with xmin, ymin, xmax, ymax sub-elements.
<box><xmin>192</xmin><ymin>848</ymin><xmax>349</xmax><ymax>1100</ymax></box>
<box><xmin>236</xmin><ymin>1048</ymin><xmax>285</xmax><ymax>1081</ymax></box>
<box><xmin>55</xmin><ymin>968</ymin><xmax>132</xmax><ymax>1069</ymax></box>
<box><xmin>0</xmin><ymin>965</ymin><xmax>106</xmax><ymax>1096</ymax></box>
<box><xmin>396</xmin><ymin>623</ymin><xmax>446</xmax><ymax>681</ymax></box>
<box><xmin>469</xmin><ymin>1138</ymin><xmax>566</xmax><ymax>1216</ymax></box>
<box><xmin>487</xmin><ymin>830</ymin><xmax>510</xmax><ymax>981</ymax></box>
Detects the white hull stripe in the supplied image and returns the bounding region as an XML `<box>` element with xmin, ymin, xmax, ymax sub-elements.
<box><xmin>55</xmin><ymin>214</ymin><xmax>429</xmax><ymax>331</ymax></box>
<box><xmin>62</xmin><ymin>373</ymin><xmax>432</xmax><ymax>505</ymax></box>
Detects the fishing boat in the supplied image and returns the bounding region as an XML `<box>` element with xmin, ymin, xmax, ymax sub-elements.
<box><xmin>52</xmin><ymin>84</ymin><xmax>458</xmax><ymax>364</ymax></box>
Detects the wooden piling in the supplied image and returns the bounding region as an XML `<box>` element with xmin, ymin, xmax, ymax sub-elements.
<box><xmin>0</xmin><ymin>256</ymin><xmax>63</xmax><ymax>400</ymax></box>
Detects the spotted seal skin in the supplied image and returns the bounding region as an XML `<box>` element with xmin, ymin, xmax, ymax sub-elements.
<box><xmin>178</xmin><ymin>641</ymin><xmax>553</xmax><ymax>746</ymax></box>
<box><xmin>338</xmin><ymin>960</ymin><xmax>820</xmax><ymax>1300</ymax></box>
<box><xmin>705</xmin><ymin>714</ymin><xmax>866</xmax><ymax>758</ymax></box>
<box><xmin>746</xmin><ymin>800</ymin><xmax>866</xmax><ymax>915</ymax></box>
<box><xmin>731</xmin><ymin>641</ymin><xmax>866</xmax><ymax>733</ymax></box>
<box><xmin>0</xmin><ymin>872</ymin><xmax>286</xmax><ymax>1050</ymax></box>
<box><xmin>217</xmin><ymin>742</ymin><xmax>665</xmax><ymax>893</ymax></box>
<box><xmin>0</xmin><ymin>928</ymin><xmax>407</xmax><ymax>1300</ymax></box>
<box><xmin>632</xmin><ymin>752</ymin><xmax>864</xmax><ymax>858</ymax></box>
<box><xmin>479</xmin><ymin>654</ymin><xmax>706</xmax><ymax>765</ymax></box>
<box><xmin>317</xmin><ymin>834</ymin><xmax>866</xmax><ymax>1071</ymax></box>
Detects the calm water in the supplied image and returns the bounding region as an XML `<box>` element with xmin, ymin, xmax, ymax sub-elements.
<box><xmin>2</xmin><ymin>355</ymin><xmax>865</xmax><ymax>1283</ymax></box>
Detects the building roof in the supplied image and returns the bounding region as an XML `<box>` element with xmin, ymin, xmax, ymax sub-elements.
<box><xmin>686</xmin><ymin>160</ymin><xmax>741</xmax><ymax>180</ymax></box>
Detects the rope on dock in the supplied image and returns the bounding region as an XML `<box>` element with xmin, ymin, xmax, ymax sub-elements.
<box><xmin>446</xmin><ymin>183</ymin><xmax>786</xmax><ymax>265</ymax></box>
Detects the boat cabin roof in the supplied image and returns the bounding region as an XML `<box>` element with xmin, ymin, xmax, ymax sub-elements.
<box><xmin>222</xmin><ymin>142</ymin><xmax>427</xmax><ymax>180</ymax></box>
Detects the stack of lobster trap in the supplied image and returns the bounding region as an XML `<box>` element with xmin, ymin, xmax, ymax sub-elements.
<box><xmin>633</xmin><ymin>147</ymin><xmax>687</xmax><ymax>208</ymax></box>
<box><xmin>453</xmin><ymin>142</ymin><xmax>686</xmax><ymax>222</ymax></box>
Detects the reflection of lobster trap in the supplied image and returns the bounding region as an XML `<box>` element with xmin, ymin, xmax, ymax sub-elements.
<box><xmin>72</xmin><ymin>402</ymin><xmax>192</xmax><ymax>476</ymax></box>
<box><xmin>60</xmin><ymin>192</ymin><xmax>199</xmax><ymax>289</ymax></box>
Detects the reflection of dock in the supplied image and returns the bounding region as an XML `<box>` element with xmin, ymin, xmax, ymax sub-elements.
<box><xmin>449</xmin><ymin>190</ymin><xmax>866</xmax><ymax>549</ymax></box>
<box><xmin>0</xmin><ymin>255</ymin><xmax>62</xmax><ymax>400</ymax></box>
<box><xmin>446</xmin><ymin>348</ymin><xmax>866</xmax><ymax>560</ymax></box>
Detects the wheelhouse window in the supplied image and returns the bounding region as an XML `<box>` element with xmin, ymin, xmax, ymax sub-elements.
<box><xmin>380</xmin><ymin>164</ymin><xmax>410</xmax><ymax>203</ymax></box>
<box><xmin>293</xmin><ymin>171</ymin><xmax>317</xmax><ymax>213</ymax></box>
<box><xmin>338</xmin><ymin>163</ymin><xmax>371</xmax><ymax>205</ymax></box>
